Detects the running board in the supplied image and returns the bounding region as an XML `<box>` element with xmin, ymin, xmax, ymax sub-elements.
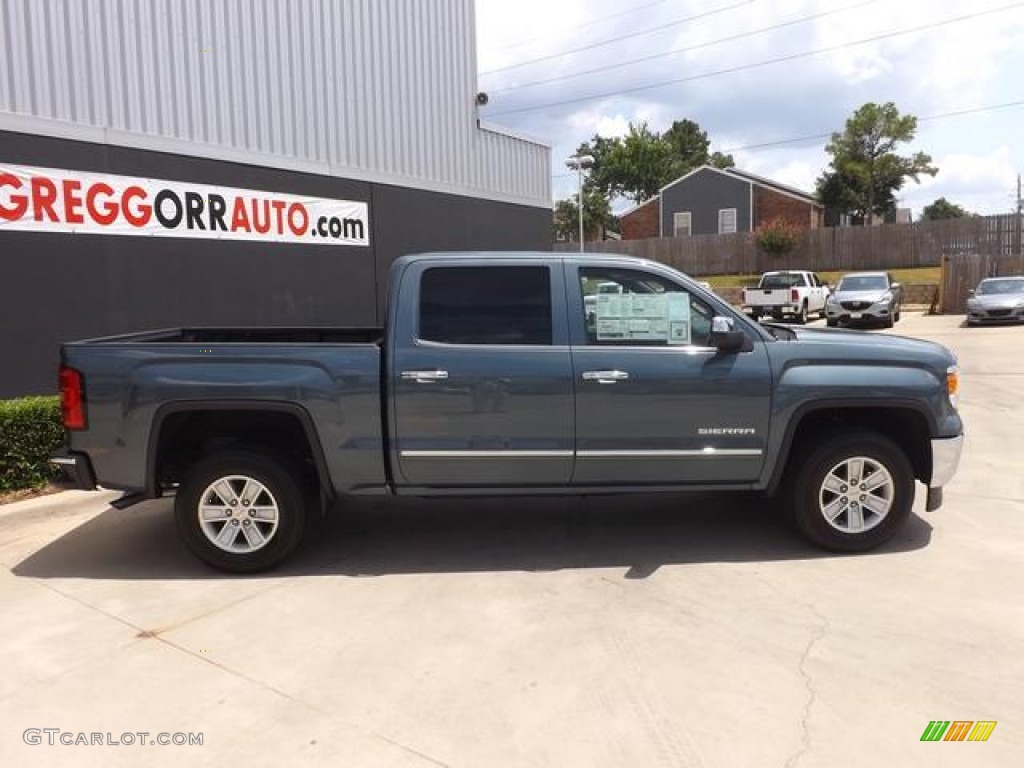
<box><xmin>110</xmin><ymin>492</ymin><xmax>147</xmax><ymax>510</ymax></box>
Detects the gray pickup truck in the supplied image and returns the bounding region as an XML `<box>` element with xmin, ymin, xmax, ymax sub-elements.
<box><xmin>53</xmin><ymin>251</ymin><xmax>964</xmax><ymax>572</ymax></box>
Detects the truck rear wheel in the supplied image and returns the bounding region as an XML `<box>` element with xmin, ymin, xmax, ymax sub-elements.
<box><xmin>789</xmin><ymin>431</ymin><xmax>914</xmax><ymax>552</ymax></box>
<box><xmin>175</xmin><ymin>449</ymin><xmax>308</xmax><ymax>573</ymax></box>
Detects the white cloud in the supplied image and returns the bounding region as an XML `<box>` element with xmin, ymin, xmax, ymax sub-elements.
<box><xmin>901</xmin><ymin>146</ymin><xmax>1018</xmax><ymax>215</ymax></box>
<box><xmin>476</xmin><ymin>0</ymin><xmax>1024</xmax><ymax>213</ymax></box>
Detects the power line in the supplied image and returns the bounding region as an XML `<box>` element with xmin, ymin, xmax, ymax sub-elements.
<box><xmin>489</xmin><ymin>0</ymin><xmax>876</xmax><ymax>95</ymax></box>
<box><xmin>487</xmin><ymin>0</ymin><xmax>678</xmax><ymax>54</ymax></box>
<box><xmin>489</xmin><ymin>3</ymin><xmax>1024</xmax><ymax>117</ymax></box>
<box><xmin>548</xmin><ymin>98</ymin><xmax>1024</xmax><ymax>178</ymax></box>
<box><xmin>479</xmin><ymin>0</ymin><xmax>752</xmax><ymax>76</ymax></box>
<box><xmin>719</xmin><ymin>98</ymin><xmax>1024</xmax><ymax>154</ymax></box>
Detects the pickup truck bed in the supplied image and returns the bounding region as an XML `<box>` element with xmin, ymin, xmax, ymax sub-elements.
<box><xmin>77</xmin><ymin>326</ymin><xmax>385</xmax><ymax>345</ymax></box>
<box><xmin>60</xmin><ymin>326</ymin><xmax>388</xmax><ymax>502</ymax></box>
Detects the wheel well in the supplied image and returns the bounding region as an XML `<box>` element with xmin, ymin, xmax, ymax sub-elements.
<box><xmin>152</xmin><ymin>409</ymin><xmax>325</xmax><ymax>496</ymax></box>
<box><xmin>781</xmin><ymin>407</ymin><xmax>931</xmax><ymax>485</ymax></box>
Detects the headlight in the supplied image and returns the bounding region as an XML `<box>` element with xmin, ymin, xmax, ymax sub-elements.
<box><xmin>946</xmin><ymin>365</ymin><xmax>959</xmax><ymax>409</ymax></box>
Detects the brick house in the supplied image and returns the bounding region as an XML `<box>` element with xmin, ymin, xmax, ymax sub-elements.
<box><xmin>618</xmin><ymin>165</ymin><xmax>824</xmax><ymax>239</ymax></box>
<box><xmin>619</xmin><ymin>196</ymin><xmax>660</xmax><ymax>239</ymax></box>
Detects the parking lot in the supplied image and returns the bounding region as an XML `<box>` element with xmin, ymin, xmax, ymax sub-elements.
<box><xmin>1</xmin><ymin>312</ymin><xmax>1021</xmax><ymax>767</ymax></box>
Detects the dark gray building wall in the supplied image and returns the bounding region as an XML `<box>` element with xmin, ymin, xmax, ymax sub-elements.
<box><xmin>660</xmin><ymin>168</ymin><xmax>752</xmax><ymax>236</ymax></box>
<box><xmin>0</xmin><ymin>131</ymin><xmax>551</xmax><ymax>397</ymax></box>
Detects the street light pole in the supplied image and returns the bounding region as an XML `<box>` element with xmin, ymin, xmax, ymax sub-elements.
<box><xmin>565</xmin><ymin>154</ymin><xmax>594</xmax><ymax>252</ymax></box>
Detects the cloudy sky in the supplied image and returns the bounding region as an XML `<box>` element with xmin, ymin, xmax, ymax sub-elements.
<box><xmin>475</xmin><ymin>0</ymin><xmax>1024</xmax><ymax>216</ymax></box>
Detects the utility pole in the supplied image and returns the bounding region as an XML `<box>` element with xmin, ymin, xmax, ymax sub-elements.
<box><xmin>1011</xmin><ymin>174</ymin><xmax>1019</xmax><ymax>274</ymax></box>
<box><xmin>565</xmin><ymin>154</ymin><xmax>594</xmax><ymax>252</ymax></box>
<box><xmin>1017</xmin><ymin>173</ymin><xmax>1022</xmax><ymax>258</ymax></box>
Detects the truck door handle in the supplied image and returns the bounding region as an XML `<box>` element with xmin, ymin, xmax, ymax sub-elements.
<box><xmin>582</xmin><ymin>369</ymin><xmax>629</xmax><ymax>384</ymax></box>
<box><xmin>401</xmin><ymin>369</ymin><xmax>449</xmax><ymax>383</ymax></box>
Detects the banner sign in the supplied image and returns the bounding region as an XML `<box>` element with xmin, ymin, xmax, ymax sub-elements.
<box><xmin>0</xmin><ymin>163</ymin><xmax>369</xmax><ymax>247</ymax></box>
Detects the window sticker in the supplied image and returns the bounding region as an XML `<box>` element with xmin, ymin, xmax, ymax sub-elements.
<box><xmin>595</xmin><ymin>292</ymin><xmax>691</xmax><ymax>344</ymax></box>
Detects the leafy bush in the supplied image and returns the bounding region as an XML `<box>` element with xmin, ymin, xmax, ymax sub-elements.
<box><xmin>0</xmin><ymin>397</ymin><xmax>65</xmax><ymax>491</ymax></box>
<box><xmin>755</xmin><ymin>217</ymin><xmax>802</xmax><ymax>255</ymax></box>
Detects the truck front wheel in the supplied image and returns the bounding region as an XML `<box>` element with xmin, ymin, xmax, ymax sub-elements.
<box><xmin>789</xmin><ymin>432</ymin><xmax>914</xmax><ymax>552</ymax></box>
<box><xmin>175</xmin><ymin>450</ymin><xmax>308</xmax><ymax>573</ymax></box>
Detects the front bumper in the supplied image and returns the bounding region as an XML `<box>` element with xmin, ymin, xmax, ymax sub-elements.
<box><xmin>826</xmin><ymin>303</ymin><xmax>892</xmax><ymax>323</ymax></box>
<box><xmin>49</xmin><ymin>451</ymin><xmax>97</xmax><ymax>491</ymax></box>
<box><xmin>966</xmin><ymin>307</ymin><xmax>1024</xmax><ymax>324</ymax></box>
<box><xmin>925</xmin><ymin>434</ymin><xmax>964</xmax><ymax>511</ymax></box>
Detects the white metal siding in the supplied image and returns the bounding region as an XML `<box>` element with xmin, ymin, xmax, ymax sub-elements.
<box><xmin>0</xmin><ymin>0</ymin><xmax>549</xmax><ymax>207</ymax></box>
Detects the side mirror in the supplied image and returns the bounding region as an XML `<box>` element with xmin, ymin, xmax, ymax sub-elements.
<box><xmin>709</xmin><ymin>316</ymin><xmax>751</xmax><ymax>352</ymax></box>
<box><xmin>967</xmin><ymin>289</ymin><xmax>975</xmax><ymax>297</ymax></box>
<box><xmin>890</xmin><ymin>282</ymin><xmax>901</xmax><ymax>290</ymax></box>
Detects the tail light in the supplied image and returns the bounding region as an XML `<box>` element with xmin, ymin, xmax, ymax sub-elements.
<box><xmin>59</xmin><ymin>365</ymin><xmax>87</xmax><ymax>430</ymax></box>
<box><xmin>791</xmin><ymin>288</ymin><xmax>799</xmax><ymax>303</ymax></box>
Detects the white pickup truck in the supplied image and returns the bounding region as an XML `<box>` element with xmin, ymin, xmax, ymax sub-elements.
<box><xmin>742</xmin><ymin>270</ymin><xmax>830</xmax><ymax>324</ymax></box>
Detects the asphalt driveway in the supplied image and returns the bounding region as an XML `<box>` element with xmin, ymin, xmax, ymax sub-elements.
<box><xmin>1</xmin><ymin>312</ymin><xmax>1021</xmax><ymax>767</ymax></box>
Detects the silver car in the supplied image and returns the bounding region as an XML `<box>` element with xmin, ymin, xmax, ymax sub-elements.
<box><xmin>826</xmin><ymin>272</ymin><xmax>902</xmax><ymax>328</ymax></box>
<box><xmin>966</xmin><ymin>276</ymin><xmax>1024</xmax><ymax>325</ymax></box>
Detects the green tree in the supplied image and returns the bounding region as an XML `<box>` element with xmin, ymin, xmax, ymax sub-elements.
<box><xmin>553</xmin><ymin>187</ymin><xmax>615</xmax><ymax>243</ymax></box>
<box><xmin>920</xmin><ymin>197</ymin><xmax>969</xmax><ymax>220</ymax></box>
<box><xmin>662</xmin><ymin>119</ymin><xmax>734</xmax><ymax>179</ymax></box>
<box><xmin>574</xmin><ymin>118</ymin><xmax>733</xmax><ymax>204</ymax></box>
<box><xmin>816</xmin><ymin>102</ymin><xmax>937</xmax><ymax>224</ymax></box>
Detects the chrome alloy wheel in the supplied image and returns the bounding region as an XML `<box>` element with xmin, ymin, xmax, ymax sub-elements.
<box><xmin>818</xmin><ymin>456</ymin><xmax>894</xmax><ymax>534</ymax></box>
<box><xmin>197</xmin><ymin>475</ymin><xmax>280</xmax><ymax>553</ymax></box>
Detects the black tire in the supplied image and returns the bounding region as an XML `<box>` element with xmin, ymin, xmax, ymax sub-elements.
<box><xmin>796</xmin><ymin>302</ymin><xmax>808</xmax><ymax>325</ymax></box>
<box><xmin>749</xmin><ymin>309</ymin><xmax>762</xmax><ymax>321</ymax></box>
<box><xmin>788</xmin><ymin>431</ymin><xmax>914</xmax><ymax>552</ymax></box>
<box><xmin>894</xmin><ymin>304</ymin><xmax>901</xmax><ymax>322</ymax></box>
<box><xmin>826</xmin><ymin>318</ymin><xmax>838</xmax><ymax>328</ymax></box>
<box><xmin>175</xmin><ymin>449</ymin><xmax>308</xmax><ymax>573</ymax></box>
<box><xmin>884</xmin><ymin>310</ymin><xmax>894</xmax><ymax>329</ymax></box>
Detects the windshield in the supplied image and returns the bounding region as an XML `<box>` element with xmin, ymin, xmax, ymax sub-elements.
<box><xmin>977</xmin><ymin>279</ymin><xmax>1024</xmax><ymax>295</ymax></box>
<box><xmin>838</xmin><ymin>275</ymin><xmax>888</xmax><ymax>291</ymax></box>
<box><xmin>760</xmin><ymin>273</ymin><xmax>805</xmax><ymax>289</ymax></box>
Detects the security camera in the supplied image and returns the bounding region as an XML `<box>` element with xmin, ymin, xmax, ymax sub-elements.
<box><xmin>476</xmin><ymin>92</ymin><xmax>489</xmax><ymax>106</ymax></box>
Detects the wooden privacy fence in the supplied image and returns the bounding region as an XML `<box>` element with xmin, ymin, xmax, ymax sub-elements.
<box><xmin>939</xmin><ymin>253</ymin><xmax>1024</xmax><ymax>314</ymax></box>
<box><xmin>556</xmin><ymin>213</ymin><xmax>1023</xmax><ymax>278</ymax></box>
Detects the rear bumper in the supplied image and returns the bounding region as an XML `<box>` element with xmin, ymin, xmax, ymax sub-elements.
<box><xmin>49</xmin><ymin>451</ymin><xmax>97</xmax><ymax>491</ymax></box>
<box><xmin>746</xmin><ymin>304</ymin><xmax>801</xmax><ymax>315</ymax></box>
<box><xmin>925</xmin><ymin>434</ymin><xmax>964</xmax><ymax>512</ymax></box>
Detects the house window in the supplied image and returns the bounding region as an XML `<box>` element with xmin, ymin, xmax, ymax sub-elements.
<box><xmin>673</xmin><ymin>212</ymin><xmax>692</xmax><ymax>237</ymax></box>
<box><xmin>718</xmin><ymin>208</ymin><xmax>737</xmax><ymax>234</ymax></box>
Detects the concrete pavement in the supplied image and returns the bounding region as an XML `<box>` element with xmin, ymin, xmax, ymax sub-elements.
<box><xmin>1</xmin><ymin>312</ymin><xmax>1021</xmax><ymax>767</ymax></box>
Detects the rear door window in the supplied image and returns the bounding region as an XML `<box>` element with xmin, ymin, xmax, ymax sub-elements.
<box><xmin>419</xmin><ymin>266</ymin><xmax>553</xmax><ymax>345</ymax></box>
